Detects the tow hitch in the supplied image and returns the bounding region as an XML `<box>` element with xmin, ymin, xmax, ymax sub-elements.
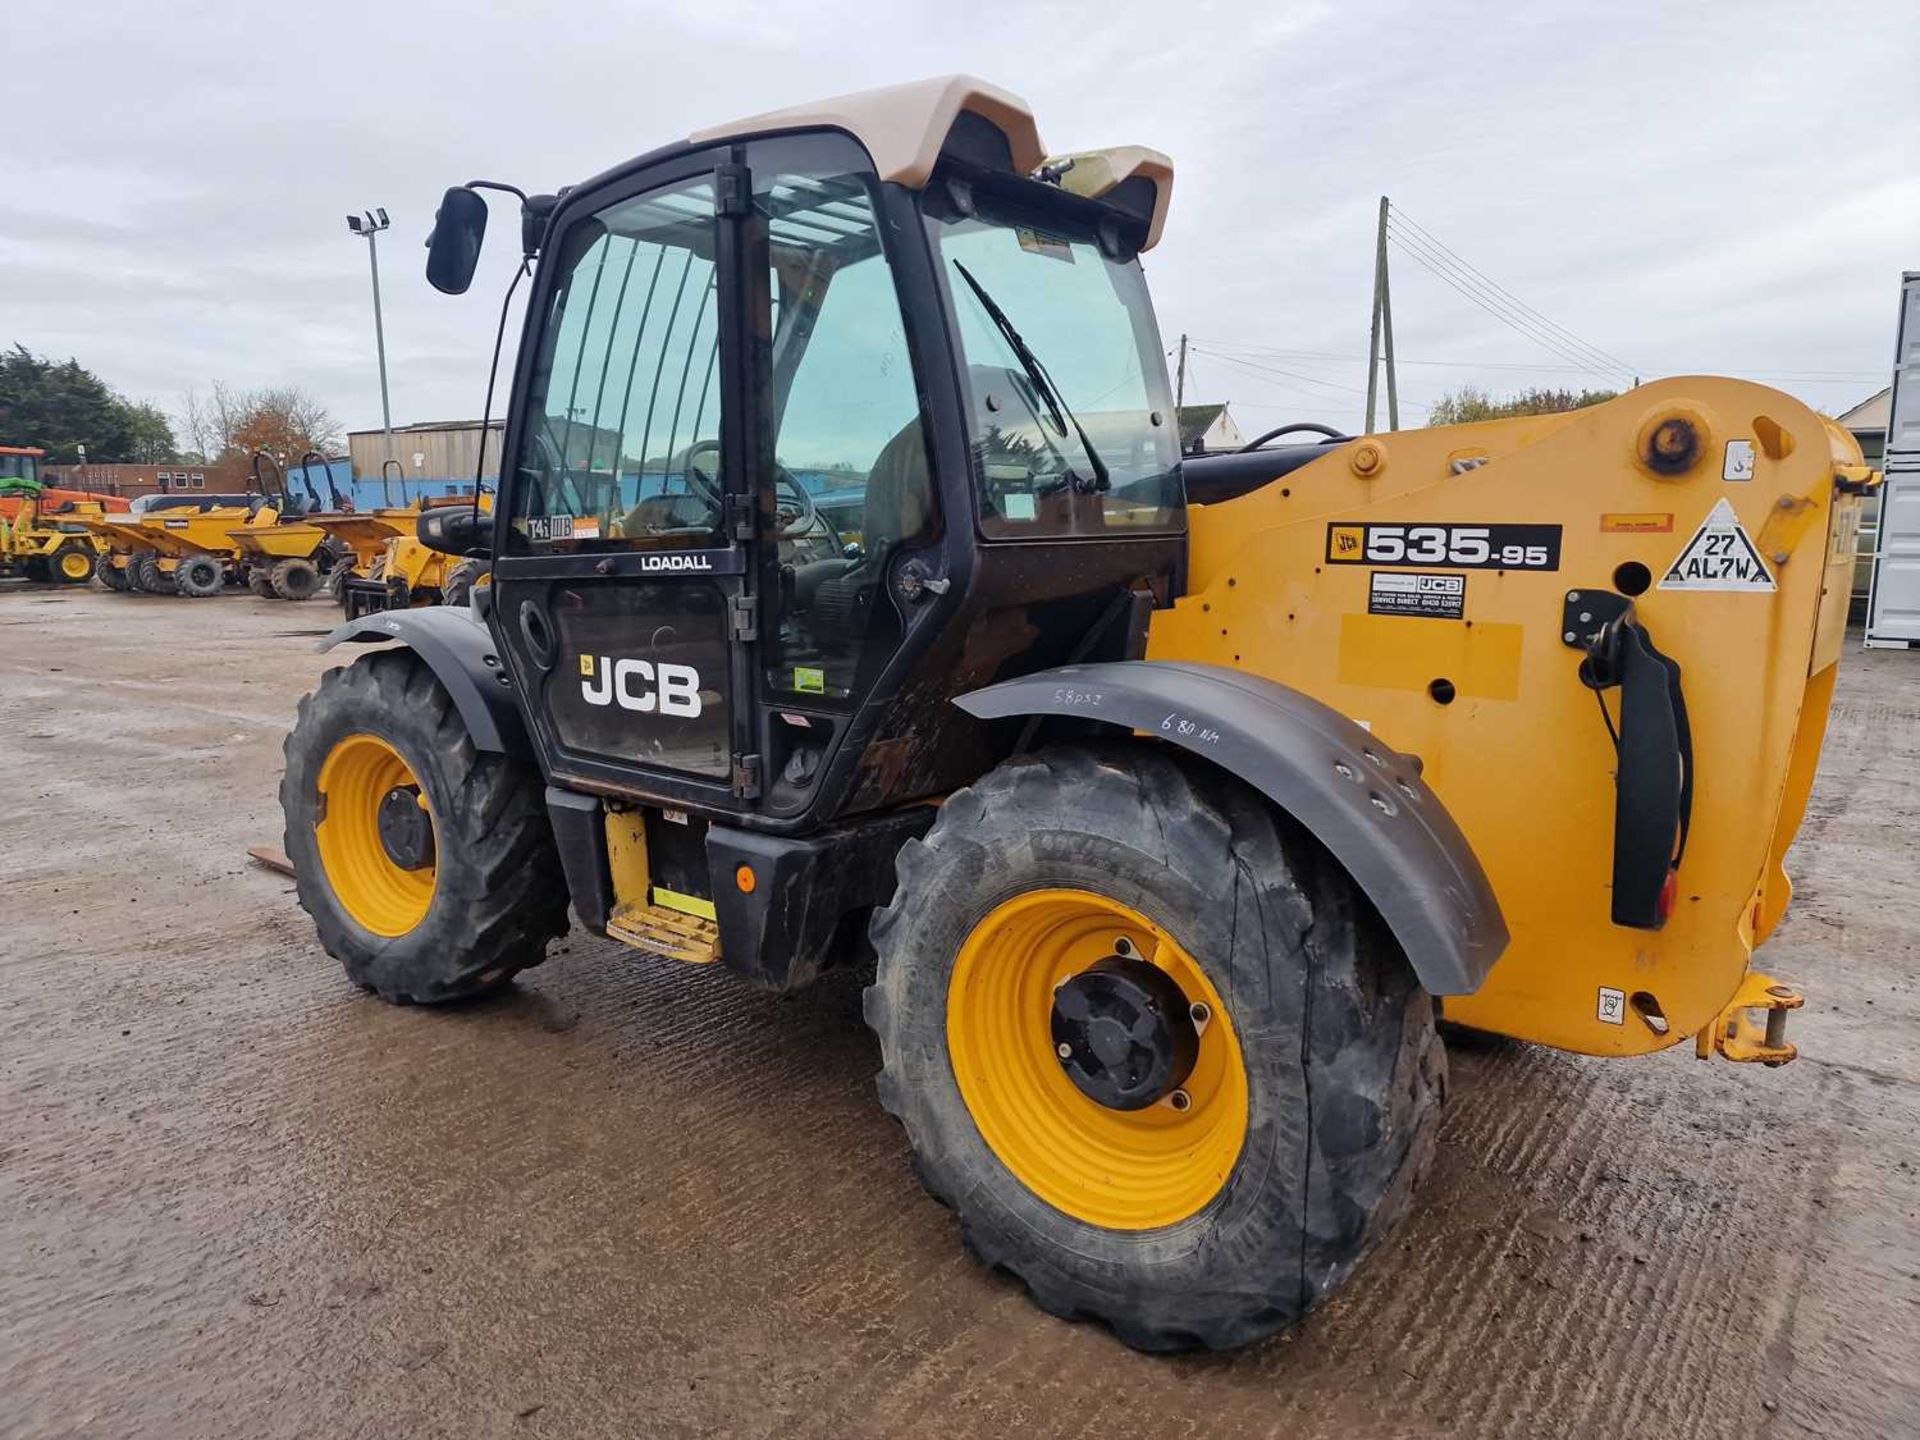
<box><xmin>1698</xmin><ymin>971</ymin><xmax>1803</xmax><ymax>1066</ymax></box>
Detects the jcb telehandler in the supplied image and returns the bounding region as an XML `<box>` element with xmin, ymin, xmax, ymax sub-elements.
<box><xmin>282</xmin><ymin>77</ymin><xmax>1878</xmax><ymax>1352</ymax></box>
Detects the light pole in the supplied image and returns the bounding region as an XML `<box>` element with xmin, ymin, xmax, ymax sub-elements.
<box><xmin>347</xmin><ymin>208</ymin><xmax>395</xmax><ymax>504</ymax></box>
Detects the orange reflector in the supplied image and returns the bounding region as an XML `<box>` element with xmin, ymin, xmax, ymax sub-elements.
<box><xmin>1659</xmin><ymin>870</ymin><xmax>1678</xmax><ymax>923</ymax></box>
<box><xmin>735</xmin><ymin>864</ymin><xmax>756</xmax><ymax>894</ymax></box>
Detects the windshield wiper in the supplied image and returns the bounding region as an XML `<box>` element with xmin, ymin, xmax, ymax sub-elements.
<box><xmin>952</xmin><ymin>260</ymin><xmax>1110</xmax><ymax>494</ymax></box>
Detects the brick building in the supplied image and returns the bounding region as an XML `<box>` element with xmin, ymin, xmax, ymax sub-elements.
<box><xmin>42</xmin><ymin>459</ymin><xmax>248</xmax><ymax>500</ymax></box>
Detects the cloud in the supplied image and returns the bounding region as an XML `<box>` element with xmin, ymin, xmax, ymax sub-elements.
<box><xmin>2</xmin><ymin>0</ymin><xmax>1913</xmax><ymax>444</ymax></box>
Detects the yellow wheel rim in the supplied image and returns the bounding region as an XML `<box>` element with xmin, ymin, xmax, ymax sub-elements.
<box><xmin>947</xmin><ymin>889</ymin><xmax>1249</xmax><ymax>1230</ymax></box>
<box><xmin>59</xmin><ymin>551</ymin><xmax>92</xmax><ymax>580</ymax></box>
<box><xmin>314</xmin><ymin>733</ymin><xmax>437</xmax><ymax>937</ymax></box>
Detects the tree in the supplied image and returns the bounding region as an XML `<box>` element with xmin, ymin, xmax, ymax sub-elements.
<box><xmin>1427</xmin><ymin>385</ymin><xmax>1619</xmax><ymax>426</ymax></box>
<box><xmin>0</xmin><ymin>344</ymin><xmax>178</xmax><ymax>462</ymax></box>
<box><xmin>181</xmin><ymin>381</ymin><xmax>340</xmax><ymax>469</ymax></box>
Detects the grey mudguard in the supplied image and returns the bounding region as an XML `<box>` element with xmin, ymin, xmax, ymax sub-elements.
<box><xmin>319</xmin><ymin>606</ymin><xmax>529</xmax><ymax>755</ymax></box>
<box><xmin>955</xmin><ymin>659</ymin><xmax>1507</xmax><ymax>995</ymax></box>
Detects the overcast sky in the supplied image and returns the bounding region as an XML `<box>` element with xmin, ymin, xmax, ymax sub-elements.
<box><xmin>5</xmin><ymin>0</ymin><xmax>1914</xmax><ymax>444</ymax></box>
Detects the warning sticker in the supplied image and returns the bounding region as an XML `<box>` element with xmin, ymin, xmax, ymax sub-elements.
<box><xmin>1600</xmin><ymin>512</ymin><xmax>1673</xmax><ymax>534</ymax></box>
<box><xmin>1828</xmin><ymin>504</ymin><xmax>1862</xmax><ymax>565</ymax></box>
<box><xmin>1368</xmin><ymin>570</ymin><xmax>1465</xmax><ymax>619</ymax></box>
<box><xmin>1723</xmin><ymin>439</ymin><xmax>1756</xmax><ymax>482</ymax></box>
<box><xmin>1658</xmin><ymin>498</ymin><xmax>1776</xmax><ymax>592</ymax></box>
<box><xmin>1597</xmin><ymin>987</ymin><xmax>1626</xmax><ymax>1025</ymax></box>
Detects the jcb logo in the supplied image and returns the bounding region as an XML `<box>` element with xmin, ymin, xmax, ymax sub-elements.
<box><xmin>579</xmin><ymin>655</ymin><xmax>703</xmax><ymax>717</ymax></box>
<box><xmin>1330</xmin><ymin>525</ymin><xmax>1364</xmax><ymax>558</ymax></box>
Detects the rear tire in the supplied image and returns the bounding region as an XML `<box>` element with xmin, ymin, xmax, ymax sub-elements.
<box><xmin>173</xmin><ymin>553</ymin><xmax>224</xmax><ymax>597</ymax></box>
<box><xmin>270</xmin><ymin>556</ymin><xmax>320</xmax><ymax>601</ymax></box>
<box><xmin>280</xmin><ymin>650</ymin><xmax>571</xmax><ymax>1003</ymax></box>
<box><xmin>96</xmin><ymin>559</ymin><xmax>131</xmax><ymax>592</ymax></box>
<box><xmin>130</xmin><ymin>552</ymin><xmax>174</xmax><ymax>594</ymax></box>
<box><xmin>246</xmin><ymin>567</ymin><xmax>276</xmax><ymax>598</ymax></box>
<box><xmin>865</xmin><ymin>743</ymin><xmax>1442</xmax><ymax>1353</ymax></box>
<box><xmin>50</xmin><ymin>545</ymin><xmax>97</xmax><ymax>585</ymax></box>
<box><xmin>22</xmin><ymin>557</ymin><xmax>50</xmax><ymax>583</ymax></box>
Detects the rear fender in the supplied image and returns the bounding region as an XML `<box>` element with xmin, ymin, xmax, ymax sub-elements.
<box><xmin>956</xmin><ymin>659</ymin><xmax>1508</xmax><ymax>995</ymax></box>
<box><xmin>319</xmin><ymin>607</ymin><xmax>530</xmax><ymax>756</ymax></box>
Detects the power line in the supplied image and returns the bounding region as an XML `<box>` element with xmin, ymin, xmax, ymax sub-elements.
<box><xmin>1189</xmin><ymin>337</ymin><xmax>1881</xmax><ymax>385</ymax></box>
<box><xmin>1194</xmin><ymin>345</ymin><xmax>1434</xmax><ymax>414</ymax></box>
<box><xmin>1388</xmin><ymin>206</ymin><xmax>1640</xmax><ymax>379</ymax></box>
<box><xmin>1386</xmin><ymin>225</ymin><xmax>1631</xmax><ymax>381</ymax></box>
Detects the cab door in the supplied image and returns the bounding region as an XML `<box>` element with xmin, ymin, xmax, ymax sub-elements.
<box><xmin>491</xmin><ymin>158</ymin><xmax>763</xmax><ymax>805</ymax></box>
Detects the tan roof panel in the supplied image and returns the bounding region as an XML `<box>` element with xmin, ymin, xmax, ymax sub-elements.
<box><xmin>1044</xmin><ymin>145</ymin><xmax>1174</xmax><ymax>251</ymax></box>
<box><xmin>691</xmin><ymin>74</ymin><xmax>1045</xmax><ymax>191</ymax></box>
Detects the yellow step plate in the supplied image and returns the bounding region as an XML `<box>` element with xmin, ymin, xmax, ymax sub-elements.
<box><xmin>605</xmin><ymin>900</ymin><xmax>720</xmax><ymax>965</ymax></box>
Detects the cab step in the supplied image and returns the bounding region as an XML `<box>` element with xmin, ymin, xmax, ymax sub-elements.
<box><xmin>605</xmin><ymin>900</ymin><xmax>720</xmax><ymax>965</ymax></box>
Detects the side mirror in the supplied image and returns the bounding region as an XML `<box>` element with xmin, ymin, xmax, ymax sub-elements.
<box><xmin>416</xmin><ymin>502</ymin><xmax>490</xmax><ymax>558</ymax></box>
<box><xmin>425</xmin><ymin>186</ymin><xmax>488</xmax><ymax>295</ymax></box>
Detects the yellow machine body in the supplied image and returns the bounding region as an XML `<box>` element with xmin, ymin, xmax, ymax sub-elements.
<box><xmin>363</xmin><ymin>495</ymin><xmax>493</xmax><ymax>600</ymax></box>
<box><xmin>68</xmin><ymin>504</ymin><xmax>259</xmax><ymax>566</ymax></box>
<box><xmin>0</xmin><ymin>495</ymin><xmax>110</xmax><ymax>573</ymax></box>
<box><xmin>1150</xmin><ymin>378</ymin><xmax>1867</xmax><ymax>1058</ymax></box>
<box><xmin>226</xmin><ymin>511</ymin><xmax>329</xmax><ymax>564</ymax></box>
<box><xmin>305</xmin><ymin>510</ymin><xmax>415</xmax><ymax>570</ymax></box>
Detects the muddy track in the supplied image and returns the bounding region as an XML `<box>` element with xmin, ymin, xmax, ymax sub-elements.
<box><xmin>2</xmin><ymin>586</ymin><xmax>1915</xmax><ymax>1439</ymax></box>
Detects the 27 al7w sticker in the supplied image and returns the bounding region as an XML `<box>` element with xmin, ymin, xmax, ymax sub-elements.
<box><xmin>1658</xmin><ymin>498</ymin><xmax>1775</xmax><ymax>592</ymax></box>
<box><xmin>1327</xmin><ymin>522</ymin><xmax>1562</xmax><ymax>571</ymax></box>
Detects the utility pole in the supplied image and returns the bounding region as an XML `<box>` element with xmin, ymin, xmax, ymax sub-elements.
<box><xmin>1174</xmin><ymin>333</ymin><xmax>1188</xmax><ymax>410</ymax></box>
<box><xmin>347</xmin><ymin>208</ymin><xmax>395</xmax><ymax>505</ymax></box>
<box><xmin>1365</xmin><ymin>195</ymin><xmax>1400</xmax><ymax>433</ymax></box>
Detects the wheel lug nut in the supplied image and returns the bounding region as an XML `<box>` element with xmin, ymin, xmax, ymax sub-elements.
<box><xmin>1168</xmin><ymin>1089</ymin><xmax>1192</xmax><ymax>1112</ymax></box>
<box><xmin>1188</xmin><ymin>1001</ymin><xmax>1211</xmax><ymax>1026</ymax></box>
<box><xmin>1056</xmin><ymin>1041</ymin><xmax>1073</xmax><ymax>1059</ymax></box>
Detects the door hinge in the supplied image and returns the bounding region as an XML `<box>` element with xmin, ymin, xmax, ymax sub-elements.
<box><xmin>726</xmin><ymin>492</ymin><xmax>757</xmax><ymax>542</ymax></box>
<box><xmin>716</xmin><ymin>163</ymin><xmax>752</xmax><ymax>218</ymax></box>
<box><xmin>728</xmin><ymin>593</ymin><xmax>758</xmax><ymax>642</ymax></box>
<box><xmin>731</xmin><ymin>753</ymin><xmax>763</xmax><ymax>800</ymax></box>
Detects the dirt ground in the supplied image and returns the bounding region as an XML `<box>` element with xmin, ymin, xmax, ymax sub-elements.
<box><xmin>1</xmin><ymin>584</ymin><xmax>1916</xmax><ymax>1440</ymax></box>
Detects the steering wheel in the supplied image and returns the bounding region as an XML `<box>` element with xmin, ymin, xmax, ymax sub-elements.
<box><xmin>683</xmin><ymin>439</ymin><xmax>820</xmax><ymax>539</ymax></box>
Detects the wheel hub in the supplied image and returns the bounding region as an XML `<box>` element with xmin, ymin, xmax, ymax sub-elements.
<box><xmin>376</xmin><ymin>786</ymin><xmax>435</xmax><ymax>870</ymax></box>
<box><xmin>1050</xmin><ymin>956</ymin><xmax>1199</xmax><ymax>1111</ymax></box>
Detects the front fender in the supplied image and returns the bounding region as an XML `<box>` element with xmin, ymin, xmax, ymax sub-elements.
<box><xmin>955</xmin><ymin>659</ymin><xmax>1507</xmax><ymax>995</ymax></box>
<box><xmin>319</xmin><ymin>606</ymin><xmax>529</xmax><ymax>755</ymax></box>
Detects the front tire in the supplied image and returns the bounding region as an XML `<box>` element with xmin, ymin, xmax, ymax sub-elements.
<box><xmin>865</xmin><ymin>744</ymin><xmax>1442</xmax><ymax>1353</ymax></box>
<box><xmin>442</xmin><ymin>558</ymin><xmax>486</xmax><ymax>609</ymax></box>
<box><xmin>173</xmin><ymin>553</ymin><xmax>224</xmax><ymax>597</ymax></box>
<box><xmin>270</xmin><ymin>556</ymin><xmax>320</xmax><ymax>601</ymax></box>
<box><xmin>280</xmin><ymin>650</ymin><xmax>571</xmax><ymax>1002</ymax></box>
<box><xmin>51</xmin><ymin>545</ymin><xmax>97</xmax><ymax>585</ymax></box>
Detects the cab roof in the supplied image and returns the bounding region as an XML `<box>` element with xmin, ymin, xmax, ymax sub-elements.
<box><xmin>690</xmin><ymin>74</ymin><xmax>1173</xmax><ymax>250</ymax></box>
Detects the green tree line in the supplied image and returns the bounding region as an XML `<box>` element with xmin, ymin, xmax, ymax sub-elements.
<box><xmin>0</xmin><ymin>344</ymin><xmax>178</xmax><ymax>462</ymax></box>
<box><xmin>1426</xmin><ymin>385</ymin><xmax>1619</xmax><ymax>425</ymax></box>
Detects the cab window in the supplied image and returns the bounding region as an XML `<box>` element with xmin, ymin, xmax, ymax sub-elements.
<box><xmin>510</xmin><ymin>175</ymin><xmax>726</xmax><ymax>550</ymax></box>
<box><xmin>924</xmin><ymin>183</ymin><xmax>1181</xmax><ymax>539</ymax></box>
<box><xmin>752</xmin><ymin>139</ymin><xmax>936</xmax><ymax>706</ymax></box>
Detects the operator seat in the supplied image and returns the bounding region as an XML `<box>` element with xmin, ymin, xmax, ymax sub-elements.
<box><xmin>788</xmin><ymin>415</ymin><xmax>932</xmax><ymax>624</ymax></box>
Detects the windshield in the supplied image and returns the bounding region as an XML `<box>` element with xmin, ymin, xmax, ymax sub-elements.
<box><xmin>925</xmin><ymin>188</ymin><xmax>1180</xmax><ymax>538</ymax></box>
